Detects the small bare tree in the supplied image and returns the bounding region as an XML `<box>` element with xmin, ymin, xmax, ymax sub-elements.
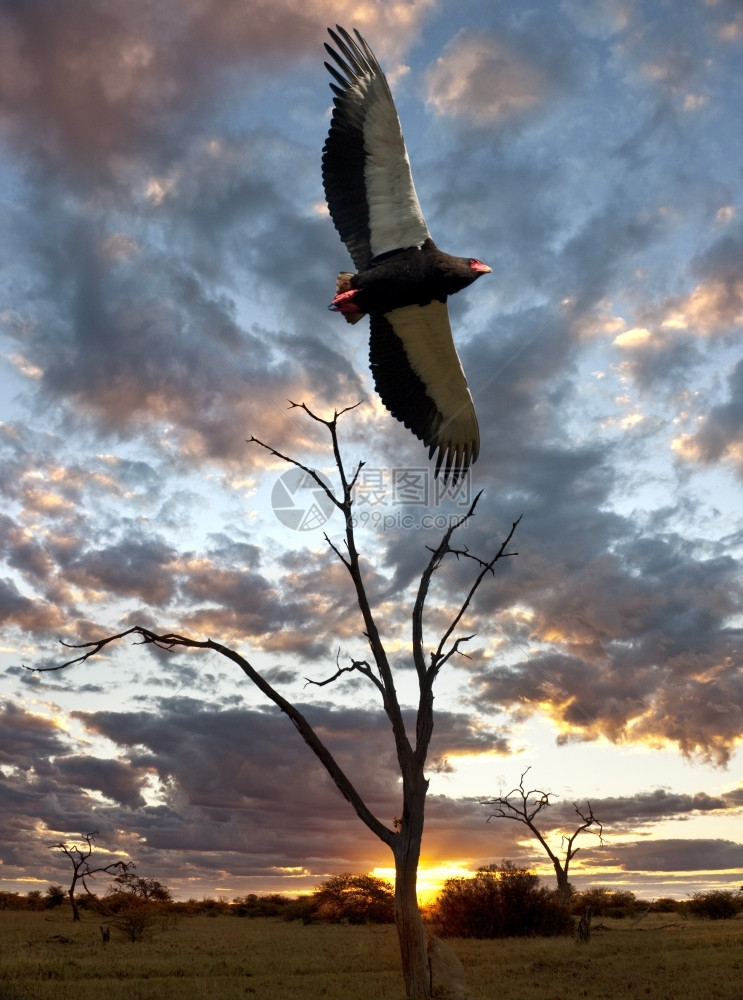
<box><xmin>53</xmin><ymin>830</ymin><xmax>132</xmax><ymax>922</ymax></box>
<box><xmin>483</xmin><ymin>767</ymin><xmax>603</xmax><ymax>905</ymax></box>
<box><xmin>35</xmin><ymin>404</ymin><xmax>520</xmax><ymax>1000</ymax></box>
<box><xmin>100</xmin><ymin>872</ymin><xmax>173</xmax><ymax>941</ymax></box>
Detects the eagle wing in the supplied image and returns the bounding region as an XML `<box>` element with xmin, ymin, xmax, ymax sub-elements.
<box><xmin>322</xmin><ymin>26</ymin><xmax>430</xmax><ymax>270</ymax></box>
<box><xmin>370</xmin><ymin>302</ymin><xmax>480</xmax><ymax>483</ymax></box>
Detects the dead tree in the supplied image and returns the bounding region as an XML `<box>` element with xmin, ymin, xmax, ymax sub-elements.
<box><xmin>52</xmin><ymin>831</ymin><xmax>132</xmax><ymax>922</ymax></box>
<box><xmin>483</xmin><ymin>766</ymin><xmax>603</xmax><ymax>905</ymax></box>
<box><xmin>33</xmin><ymin>403</ymin><xmax>520</xmax><ymax>1000</ymax></box>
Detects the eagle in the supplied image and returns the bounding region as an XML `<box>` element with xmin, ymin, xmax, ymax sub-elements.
<box><xmin>322</xmin><ymin>25</ymin><xmax>491</xmax><ymax>483</ymax></box>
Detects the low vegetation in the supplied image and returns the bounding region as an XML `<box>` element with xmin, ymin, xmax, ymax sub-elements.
<box><xmin>1</xmin><ymin>909</ymin><xmax>742</xmax><ymax>1000</ymax></box>
<box><xmin>430</xmin><ymin>862</ymin><xmax>574</xmax><ymax>938</ymax></box>
<box><xmin>2</xmin><ymin>871</ymin><xmax>741</xmax><ymax>998</ymax></box>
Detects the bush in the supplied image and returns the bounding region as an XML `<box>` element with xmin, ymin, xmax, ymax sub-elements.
<box><xmin>45</xmin><ymin>885</ymin><xmax>66</xmax><ymax>909</ymax></box>
<box><xmin>281</xmin><ymin>896</ymin><xmax>320</xmax><ymax>924</ymax></box>
<box><xmin>688</xmin><ymin>890</ymin><xmax>739</xmax><ymax>920</ymax></box>
<box><xmin>102</xmin><ymin>893</ymin><xmax>163</xmax><ymax>941</ymax></box>
<box><xmin>99</xmin><ymin>873</ymin><xmax>174</xmax><ymax>940</ymax></box>
<box><xmin>0</xmin><ymin>892</ymin><xmax>25</xmax><ymax>910</ymax></box>
<box><xmin>572</xmin><ymin>887</ymin><xmax>638</xmax><ymax>918</ymax></box>
<box><xmin>232</xmin><ymin>893</ymin><xmax>291</xmax><ymax>918</ymax></box>
<box><xmin>432</xmin><ymin>861</ymin><xmax>573</xmax><ymax>939</ymax></box>
<box><xmin>650</xmin><ymin>897</ymin><xmax>682</xmax><ymax>914</ymax></box>
<box><xmin>311</xmin><ymin>873</ymin><xmax>395</xmax><ymax>924</ymax></box>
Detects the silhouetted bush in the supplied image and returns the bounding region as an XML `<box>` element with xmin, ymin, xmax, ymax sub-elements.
<box><xmin>688</xmin><ymin>890</ymin><xmax>739</xmax><ymax>920</ymax></box>
<box><xmin>44</xmin><ymin>885</ymin><xmax>66</xmax><ymax>909</ymax></box>
<box><xmin>310</xmin><ymin>873</ymin><xmax>395</xmax><ymax>924</ymax></box>
<box><xmin>98</xmin><ymin>873</ymin><xmax>174</xmax><ymax>940</ymax></box>
<box><xmin>571</xmin><ymin>887</ymin><xmax>638</xmax><ymax>918</ymax></box>
<box><xmin>432</xmin><ymin>861</ymin><xmax>573</xmax><ymax>939</ymax></box>
<box><xmin>232</xmin><ymin>893</ymin><xmax>292</xmax><ymax>918</ymax></box>
<box><xmin>0</xmin><ymin>892</ymin><xmax>25</xmax><ymax>910</ymax></box>
<box><xmin>650</xmin><ymin>897</ymin><xmax>682</xmax><ymax>914</ymax></box>
<box><xmin>194</xmin><ymin>896</ymin><xmax>231</xmax><ymax>916</ymax></box>
<box><xmin>280</xmin><ymin>896</ymin><xmax>320</xmax><ymax>924</ymax></box>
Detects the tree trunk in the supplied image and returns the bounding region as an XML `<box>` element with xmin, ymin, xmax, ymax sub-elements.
<box><xmin>392</xmin><ymin>767</ymin><xmax>431</xmax><ymax>1000</ymax></box>
<box><xmin>68</xmin><ymin>886</ymin><xmax>80</xmax><ymax>922</ymax></box>
<box><xmin>553</xmin><ymin>863</ymin><xmax>572</xmax><ymax>907</ymax></box>
<box><xmin>393</xmin><ymin>840</ymin><xmax>430</xmax><ymax>1000</ymax></box>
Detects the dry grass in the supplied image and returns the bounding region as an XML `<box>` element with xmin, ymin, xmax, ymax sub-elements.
<box><xmin>462</xmin><ymin>915</ymin><xmax>743</xmax><ymax>999</ymax></box>
<box><xmin>1</xmin><ymin>911</ymin><xmax>741</xmax><ymax>1000</ymax></box>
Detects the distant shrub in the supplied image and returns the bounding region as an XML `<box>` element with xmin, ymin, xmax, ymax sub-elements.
<box><xmin>0</xmin><ymin>892</ymin><xmax>25</xmax><ymax>911</ymax></box>
<box><xmin>432</xmin><ymin>861</ymin><xmax>573</xmax><ymax>939</ymax></box>
<box><xmin>196</xmin><ymin>896</ymin><xmax>231</xmax><ymax>916</ymax></box>
<box><xmin>650</xmin><ymin>897</ymin><xmax>682</xmax><ymax>914</ymax></box>
<box><xmin>45</xmin><ymin>885</ymin><xmax>66</xmax><ymax>909</ymax></box>
<box><xmin>102</xmin><ymin>893</ymin><xmax>162</xmax><ymax>941</ymax></box>
<box><xmin>310</xmin><ymin>873</ymin><xmax>395</xmax><ymax>924</ymax></box>
<box><xmin>99</xmin><ymin>873</ymin><xmax>174</xmax><ymax>941</ymax></box>
<box><xmin>688</xmin><ymin>890</ymin><xmax>739</xmax><ymax>920</ymax></box>
<box><xmin>280</xmin><ymin>896</ymin><xmax>320</xmax><ymax>924</ymax></box>
<box><xmin>232</xmin><ymin>893</ymin><xmax>292</xmax><ymax>918</ymax></box>
<box><xmin>572</xmin><ymin>887</ymin><xmax>638</xmax><ymax>918</ymax></box>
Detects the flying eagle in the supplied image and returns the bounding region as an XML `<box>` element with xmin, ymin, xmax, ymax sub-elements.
<box><xmin>322</xmin><ymin>25</ymin><xmax>491</xmax><ymax>483</ymax></box>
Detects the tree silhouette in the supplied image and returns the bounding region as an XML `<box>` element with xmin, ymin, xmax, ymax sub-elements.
<box><xmin>312</xmin><ymin>872</ymin><xmax>395</xmax><ymax>924</ymax></box>
<box><xmin>483</xmin><ymin>767</ymin><xmax>603</xmax><ymax>905</ymax></box>
<box><xmin>35</xmin><ymin>403</ymin><xmax>519</xmax><ymax>999</ymax></box>
<box><xmin>53</xmin><ymin>830</ymin><xmax>132</xmax><ymax>922</ymax></box>
<box><xmin>101</xmin><ymin>872</ymin><xmax>173</xmax><ymax>941</ymax></box>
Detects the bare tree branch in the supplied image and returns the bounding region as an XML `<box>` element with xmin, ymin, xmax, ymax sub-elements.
<box><xmin>483</xmin><ymin>767</ymin><xmax>603</xmax><ymax>904</ymax></box>
<box><xmin>53</xmin><ymin>831</ymin><xmax>133</xmax><ymax>922</ymax></box>
<box><xmin>31</xmin><ymin>401</ymin><xmax>519</xmax><ymax>999</ymax></box>
<box><xmin>304</xmin><ymin>651</ymin><xmax>385</xmax><ymax>698</ymax></box>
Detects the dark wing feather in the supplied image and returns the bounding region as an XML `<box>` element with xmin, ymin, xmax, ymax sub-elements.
<box><xmin>370</xmin><ymin>302</ymin><xmax>480</xmax><ymax>483</ymax></box>
<box><xmin>322</xmin><ymin>26</ymin><xmax>430</xmax><ymax>271</ymax></box>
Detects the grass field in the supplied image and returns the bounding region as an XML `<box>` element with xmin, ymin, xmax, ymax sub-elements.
<box><xmin>1</xmin><ymin>911</ymin><xmax>741</xmax><ymax>1000</ymax></box>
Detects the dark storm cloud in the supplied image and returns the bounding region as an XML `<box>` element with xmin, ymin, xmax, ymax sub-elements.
<box><xmin>0</xmin><ymin>695</ymin><xmax>737</xmax><ymax>893</ymax></box>
<box><xmin>429</xmin><ymin>495</ymin><xmax>743</xmax><ymax>763</ymax></box>
<box><xmin>53</xmin><ymin>754</ymin><xmax>149</xmax><ymax>810</ymax></box>
<box><xmin>0</xmin><ymin>700</ymin><xmax>70</xmax><ymax>764</ymax></box>
<box><xmin>0</xmin><ymin>701</ymin><xmax>154</xmax><ymax>883</ymax></box>
<box><xmin>527</xmin><ymin>788</ymin><xmax>738</xmax><ymax>831</ymax></box>
<box><xmin>61</xmin><ymin>699</ymin><xmax>404</xmax><ymax>874</ymax></box>
<box><xmin>610</xmin><ymin>839</ymin><xmax>743</xmax><ymax>874</ymax></box>
<box><xmin>35</xmin><ymin>699</ymin><xmax>508</xmax><ymax>877</ymax></box>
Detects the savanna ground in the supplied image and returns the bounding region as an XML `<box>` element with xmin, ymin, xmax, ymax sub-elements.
<box><xmin>1</xmin><ymin>910</ymin><xmax>741</xmax><ymax>1000</ymax></box>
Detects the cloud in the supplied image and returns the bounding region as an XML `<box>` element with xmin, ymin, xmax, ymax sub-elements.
<box><xmin>0</xmin><ymin>700</ymin><xmax>70</xmax><ymax>764</ymax></box>
<box><xmin>611</xmin><ymin>838</ymin><xmax>743</xmax><ymax>873</ymax></box>
<box><xmin>425</xmin><ymin>31</ymin><xmax>547</xmax><ymax>122</ymax></box>
<box><xmin>53</xmin><ymin>754</ymin><xmax>150</xmax><ymax>809</ymax></box>
<box><xmin>673</xmin><ymin>358</ymin><xmax>743</xmax><ymax>475</ymax></box>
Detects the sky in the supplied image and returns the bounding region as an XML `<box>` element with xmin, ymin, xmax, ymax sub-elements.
<box><xmin>1</xmin><ymin>0</ymin><xmax>742</xmax><ymax>904</ymax></box>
